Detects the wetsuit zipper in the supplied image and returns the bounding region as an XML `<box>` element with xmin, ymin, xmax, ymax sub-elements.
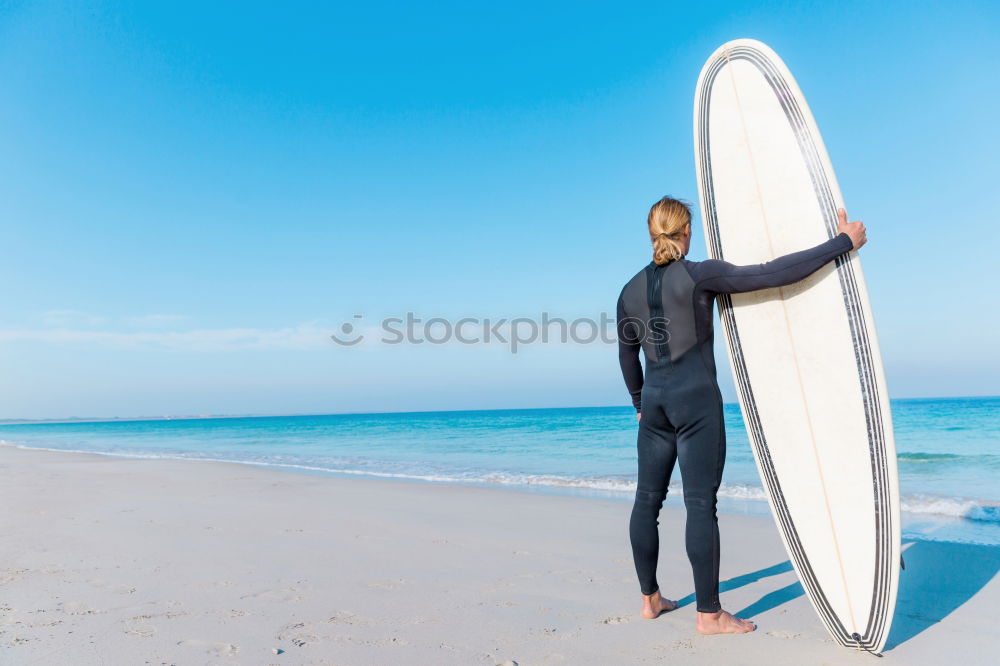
<box><xmin>647</xmin><ymin>263</ymin><xmax>669</xmax><ymax>361</ymax></box>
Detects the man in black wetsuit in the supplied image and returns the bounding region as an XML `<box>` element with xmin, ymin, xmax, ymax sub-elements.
<box><xmin>616</xmin><ymin>196</ymin><xmax>866</xmax><ymax>634</ymax></box>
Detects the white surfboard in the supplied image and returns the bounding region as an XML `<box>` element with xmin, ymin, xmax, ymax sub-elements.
<box><xmin>692</xmin><ymin>39</ymin><xmax>900</xmax><ymax>653</ymax></box>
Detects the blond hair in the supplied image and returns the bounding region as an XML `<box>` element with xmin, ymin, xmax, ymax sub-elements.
<box><xmin>648</xmin><ymin>196</ymin><xmax>692</xmax><ymax>265</ymax></box>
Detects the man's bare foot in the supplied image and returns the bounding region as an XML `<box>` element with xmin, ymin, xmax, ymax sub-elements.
<box><xmin>640</xmin><ymin>589</ymin><xmax>678</xmax><ymax>619</ymax></box>
<box><xmin>695</xmin><ymin>610</ymin><xmax>756</xmax><ymax>634</ymax></box>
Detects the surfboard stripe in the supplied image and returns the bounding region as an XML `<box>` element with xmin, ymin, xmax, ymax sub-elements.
<box><xmin>694</xmin><ymin>42</ymin><xmax>896</xmax><ymax>651</ymax></box>
<box><xmin>716</xmin><ymin>52</ymin><xmax>896</xmax><ymax>648</ymax></box>
<box><xmin>695</xmin><ymin>54</ymin><xmax>848</xmax><ymax>646</ymax></box>
<box><xmin>742</xmin><ymin>48</ymin><xmax>894</xmax><ymax>647</ymax></box>
<box><xmin>731</xmin><ymin>46</ymin><xmax>893</xmax><ymax>648</ymax></box>
<box><xmin>701</xmin><ymin>125</ymin><xmax>852</xmax><ymax>645</ymax></box>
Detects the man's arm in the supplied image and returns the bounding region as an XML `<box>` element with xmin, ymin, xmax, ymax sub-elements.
<box><xmin>693</xmin><ymin>208</ymin><xmax>867</xmax><ymax>295</ymax></box>
<box><xmin>693</xmin><ymin>233</ymin><xmax>853</xmax><ymax>294</ymax></box>
<box><xmin>617</xmin><ymin>293</ymin><xmax>643</xmax><ymax>413</ymax></box>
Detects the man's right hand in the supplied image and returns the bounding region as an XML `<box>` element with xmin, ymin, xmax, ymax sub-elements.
<box><xmin>836</xmin><ymin>207</ymin><xmax>867</xmax><ymax>250</ymax></box>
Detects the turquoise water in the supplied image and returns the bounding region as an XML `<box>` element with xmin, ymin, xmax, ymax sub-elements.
<box><xmin>1</xmin><ymin>397</ymin><xmax>997</xmax><ymax>544</ymax></box>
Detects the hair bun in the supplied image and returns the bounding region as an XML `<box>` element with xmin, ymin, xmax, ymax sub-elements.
<box><xmin>647</xmin><ymin>195</ymin><xmax>693</xmax><ymax>265</ymax></box>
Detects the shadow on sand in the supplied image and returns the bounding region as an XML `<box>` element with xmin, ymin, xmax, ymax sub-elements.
<box><xmin>734</xmin><ymin>579</ymin><xmax>804</xmax><ymax>618</ymax></box>
<box><xmin>883</xmin><ymin>539</ymin><xmax>1000</xmax><ymax>651</ymax></box>
<box><xmin>674</xmin><ymin>559</ymin><xmax>795</xmax><ymax>609</ymax></box>
<box><xmin>690</xmin><ymin>539</ymin><xmax>1000</xmax><ymax>652</ymax></box>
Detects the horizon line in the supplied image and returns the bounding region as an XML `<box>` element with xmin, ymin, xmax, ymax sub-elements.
<box><xmin>0</xmin><ymin>394</ymin><xmax>996</xmax><ymax>426</ymax></box>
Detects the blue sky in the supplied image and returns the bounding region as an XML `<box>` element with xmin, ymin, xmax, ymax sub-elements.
<box><xmin>1</xmin><ymin>1</ymin><xmax>997</xmax><ymax>419</ymax></box>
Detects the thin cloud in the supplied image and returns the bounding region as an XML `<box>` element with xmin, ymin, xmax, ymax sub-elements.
<box><xmin>4</xmin><ymin>316</ymin><xmax>619</xmax><ymax>353</ymax></box>
<box><xmin>123</xmin><ymin>314</ymin><xmax>191</xmax><ymax>328</ymax></box>
<box><xmin>41</xmin><ymin>310</ymin><xmax>106</xmax><ymax>327</ymax></box>
<box><xmin>0</xmin><ymin>324</ymin><xmax>331</xmax><ymax>351</ymax></box>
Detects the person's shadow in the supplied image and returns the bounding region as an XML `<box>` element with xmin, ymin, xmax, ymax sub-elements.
<box><xmin>680</xmin><ymin>539</ymin><xmax>1000</xmax><ymax>652</ymax></box>
<box><xmin>673</xmin><ymin>559</ymin><xmax>798</xmax><ymax>610</ymax></box>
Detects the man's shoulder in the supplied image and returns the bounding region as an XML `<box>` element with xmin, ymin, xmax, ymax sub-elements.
<box><xmin>619</xmin><ymin>264</ymin><xmax>649</xmax><ymax>297</ymax></box>
<box><xmin>678</xmin><ymin>256</ymin><xmax>727</xmax><ymax>283</ymax></box>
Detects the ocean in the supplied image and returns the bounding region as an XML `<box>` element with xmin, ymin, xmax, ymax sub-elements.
<box><xmin>2</xmin><ymin>396</ymin><xmax>997</xmax><ymax>545</ymax></box>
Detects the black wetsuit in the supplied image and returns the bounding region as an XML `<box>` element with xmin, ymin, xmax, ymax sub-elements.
<box><xmin>616</xmin><ymin>232</ymin><xmax>853</xmax><ymax>612</ymax></box>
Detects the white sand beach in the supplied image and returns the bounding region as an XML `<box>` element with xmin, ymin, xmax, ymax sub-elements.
<box><xmin>1</xmin><ymin>445</ymin><xmax>996</xmax><ymax>665</ymax></box>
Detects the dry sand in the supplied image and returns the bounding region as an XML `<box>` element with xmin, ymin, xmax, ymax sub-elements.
<box><xmin>1</xmin><ymin>445</ymin><xmax>996</xmax><ymax>665</ymax></box>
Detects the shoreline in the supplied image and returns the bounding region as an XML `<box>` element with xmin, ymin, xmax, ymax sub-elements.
<box><xmin>1</xmin><ymin>445</ymin><xmax>996</xmax><ymax>664</ymax></box>
<box><xmin>2</xmin><ymin>439</ymin><xmax>998</xmax><ymax>546</ymax></box>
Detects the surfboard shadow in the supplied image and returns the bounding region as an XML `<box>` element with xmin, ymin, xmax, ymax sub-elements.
<box><xmin>674</xmin><ymin>560</ymin><xmax>794</xmax><ymax>609</ymax></box>
<box><xmin>883</xmin><ymin>539</ymin><xmax>1000</xmax><ymax>651</ymax></box>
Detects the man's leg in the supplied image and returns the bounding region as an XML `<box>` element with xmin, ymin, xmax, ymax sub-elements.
<box><xmin>629</xmin><ymin>397</ymin><xmax>678</xmax><ymax>596</ymax></box>
<box><xmin>675</xmin><ymin>400</ymin><xmax>725</xmax><ymax>612</ymax></box>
